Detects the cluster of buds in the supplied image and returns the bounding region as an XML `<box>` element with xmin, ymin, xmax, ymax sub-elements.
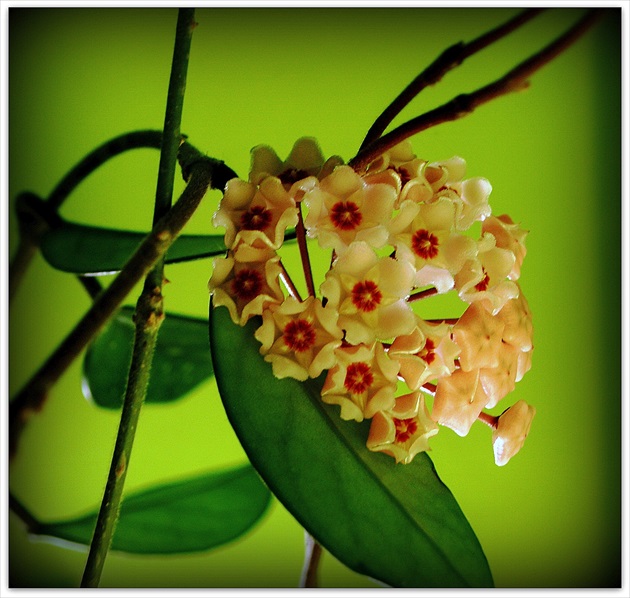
<box><xmin>209</xmin><ymin>138</ymin><xmax>535</xmax><ymax>466</ymax></box>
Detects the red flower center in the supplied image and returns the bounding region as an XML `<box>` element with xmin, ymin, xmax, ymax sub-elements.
<box><xmin>411</xmin><ymin>229</ymin><xmax>439</xmax><ymax>260</ymax></box>
<box><xmin>344</xmin><ymin>362</ymin><xmax>374</xmax><ymax>394</ymax></box>
<box><xmin>330</xmin><ymin>201</ymin><xmax>362</xmax><ymax>231</ymax></box>
<box><xmin>351</xmin><ymin>280</ymin><xmax>382</xmax><ymax>312</ymax></box>
<box><xmin>231</xmin><ymin>269</ymin><xmax>263</xmax><ymax>301</ymax></box>
<box><xmin>475</xmin><ymin>268</ymin><xmax>490</xmax><ymax>292</ymax></box>
<box><xmin>393</xmin><ymin>417</ymin><xmax>418</xmax><ymax>443</ymax></box>
<box><xmin>241</xmin><ymin>205</ymin><xmax>273</xmax><ymax>231</ymax></box>
<box><xmin>418</xmin><ymin>338</ymin><xmax>436</xmax><ymax>365</ymax></box>
<box><xmin>283</xmin><ymin>319</ymin><xmax>316</xmax><ymax>353</ymax></box>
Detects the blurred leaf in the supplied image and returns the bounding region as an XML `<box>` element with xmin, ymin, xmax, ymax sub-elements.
<box><xmin>210</xmin><ymin>305</ymin><xmax>494</xmax><ymax>588</ymax></box>
<box><xmin>41</xmin><ymin>220</ymin><xmax>296</xmax><ymax>275</ymax></box>
<box><xmin>41</xmin><ymin>221</ymin><xmax>227</xmax><ymax>274</ymax></box>
<box><xmin>83</xmin><ymin>306</ymin><xmax>212</xmax><ymax>409</ymax></box>
<box><xmin>36</xmin><ymin>464</ymin><xmax>272</xmax><ymax>554</ymax></box>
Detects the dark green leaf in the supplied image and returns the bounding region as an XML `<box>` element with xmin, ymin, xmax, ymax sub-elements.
<box><xmin>210</xmin><ymin>305</ymin><xmax>494</xmax><ymax>588</ymax></box>
<box><xmin>41</xmin><ymin>221</ymin><xmax>227</xmax><ymax>274</ymax></box>
<box><xmin>36</xmin><ymin>464</ymin><xmax>272</xmax><ymax>554</ymax></box>
<box><xmin>83</xmin><ymin>307</ymin><xmax>212</xmax><ymax>409</ymax></box>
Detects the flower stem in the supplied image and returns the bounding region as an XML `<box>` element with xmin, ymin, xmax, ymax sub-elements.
<box><xmin>279</xmin><ymin>260</ymin><xmax>302</xmax><ymax>301</ymax></box>
<box><xmin>80</xmin><ymin>8</ymin><xmax>196</xmax><ymax>588</ymax></box>
<box><xmin>296</xmin><ymin>202</ymin><xmax>316</xmax><ymax>298</ymax></box>
<box><xmin>359</xmin><ymin>8</ymin><xmax>546</xmax><ymax>150</ymax></box>
<box><xmin>8</xmin><ymin>144</ymin><xmax>230</xmax><ymax>460</ymax></box>
<box><xmin>408</xmin><ymin>287</ymin><xmax>438</xmax><ymax>302</ymax></box>
<box><xmin>478</xmin><ymin>411</ymin><xmax>499</xmax><ymax>429</ymax></box>
<box><xmin>349</xmin><ymin>9</ymin><xmax>604</xmax><ymax>171</ymax></box>
<box><xmin>299</xmin><ymin>531</ymin><xmax>323</xmax><ymax>588</ymax></box>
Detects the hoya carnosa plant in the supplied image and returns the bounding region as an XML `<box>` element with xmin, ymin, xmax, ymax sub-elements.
<box><xmin>208</xmin><ymin>137</ymin><xmax>535</xmax><ymax>467</ymax></box>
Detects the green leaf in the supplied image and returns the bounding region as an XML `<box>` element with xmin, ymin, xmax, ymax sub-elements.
<box><xmin>83</xmin><ymin>306</ymin><xmax>213</xmax><ymax>409</ymax></box>
<box><xmin>41</xmin><ymin>221</ymin><xmax>227</xmax><ymax>274</ymax></box>
<box><xmin>36</xmin><ymin>464</ymin><xmax>272</xmax><ymax>554</ymax></box>
<box><xmin>209</xmin><ymin>305</ymin><xmax>494</xmax><ymax>588</ymax></box>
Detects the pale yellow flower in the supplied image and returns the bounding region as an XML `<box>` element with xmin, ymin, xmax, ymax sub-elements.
<box><xmin>321</xmin><ymin>342</ymin><xmax>399</xmax><ymax>422</ymax></box>
<box><xmin>249</xmin><ymin>136</ymin><xmax>343</xmax><ymax>189</ymax></box>
<box><xmin>303</xmin><ymin>165</ymin><xmax>397</xmax><ymax>253</ymax></box>
<box><xmin>482</xmin><ymin>214</ymin><xmax>528</xmax><ymax>280</ymax></box>
<box><xmin>213</xmin><ymin>176</ymin><xmax>300</xmax><ymax>250</ymax></box>
<box><xmin>320</xmin><ymin>241</ymin><xmax>416</xmax><ymax>345</ymax></box>
<box><xmin>255</xmin><ymin>296</ymin><xmax>343</xmax><ymax>382</ymax></box>
<box><xmin>367</xmin><ymin>392</ymin><xmax>438</xmax><ymax>464</ymax></box>
<box><xmin>388</xmin><ymin>317</ymin><xmax>460</xmax><ymax>390</ymax></box>
<box><xmin>208</xmin><ymin>245</ymin><xmax>284</xmax><ymax>326</ymax></box>
<box><xmin>389</xmin><ymin>197</ymin><xmax>478</xmax><ymax>293</ymax></box>
<box><xmin>455</xmin><ymin>233</ymin><xmax>519</xmax><ymax>314</ymax></box>
<box><xmin>492</xmin><ymin>400</ymin><xmax>536</xmax><ymax>466</ymax></box>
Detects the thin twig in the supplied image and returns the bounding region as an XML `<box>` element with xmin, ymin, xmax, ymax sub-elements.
<box><xmin>80</xmin><ymin>8</ymin><xmax>196</xmax><ymax>588</ymax></box>
<box><xmin>296</xmin><ymin>203</ymin><xmax>316</xmax><ymax>297</ymax></box>
<box><xmin>8</xmin><ymin>493</ymin><xmax>41</xmax><ymax>535</ymax></box>
<box><xmin>8</xmin><ymin>145</ymin><xmax>236</xmax><ymax>460</ymax></box>
<box><xmin>359</xmin><ymin>8</ymin><xmax>546</xmax><ymax>150</ymax></box>
<box><xmin>47</xmin><ymin>130</ymin><xmax>164</xmax><ymax>211</ymax></box>
<box><xmin>299</xmin><ymin>531</ymin><xmax>323</xmax><ymax>588</ymax></box>
<box><xmin>350</xmin><ymin>9</ymin><xmax>604</xmax><ymax>172</ymax></box>
<box><xmin>8</xmin><ymin>131</ymin><xmax>165</xmax><ymax>302</ymax></box>
<box><xmin>9</xmin><ymin>192</ymin><xmax>102</xmax><ymax>302</ymax></box>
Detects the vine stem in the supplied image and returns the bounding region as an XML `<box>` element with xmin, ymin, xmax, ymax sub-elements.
<box><xmin>349</xmin><ymin>8</ymin><xmax>604</xmax><ymax>172</ymax></box>
<box><xmin>8</xmin><ymin>144</ymin><xmax>232</xmax><ymax>460</ymax></box>
<box><xmin>9</xmin><ymin>130</ymin><xmax>164</xmax><ymax>303</ymax></box>
<box><xmin>359</xmin><ymin>8</ymin><xmax>546</xmax><ymax>150</ymax></box>
<box><xmin>80</xmin><ymin>8</ymin><xmax>196</xmax><ymax>587</ymax></box>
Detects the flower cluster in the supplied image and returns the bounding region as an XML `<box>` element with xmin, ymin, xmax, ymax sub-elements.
<box><xmin>209</xmin><ymin>137</ymin><xmax>535</xmax><ymax>466</ymax></box>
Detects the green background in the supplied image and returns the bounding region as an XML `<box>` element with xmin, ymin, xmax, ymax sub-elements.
<box><xmin>7</xmin><ymin>7</ymin><xmax>622</xmax><ymax>589</ymax></box>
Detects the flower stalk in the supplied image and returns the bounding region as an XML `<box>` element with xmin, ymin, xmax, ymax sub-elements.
<box><xmin>350</xmin><ymin>9</ymin><xmax>604</xmax><ymax>171</ymax></box>
<box><xmin>359</xmin><ymin>7</ymin><xmax>546</xmax><ymax>150</ymax></box>
<box><xmin>296</xmin><ymin>202</ymin><xmax>316</xmax><ymax>297</ymax></box>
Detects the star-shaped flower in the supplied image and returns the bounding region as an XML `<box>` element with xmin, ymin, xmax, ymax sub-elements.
<box><xmin>208</xmin><ymin>245</ymin><xmax>284</xmax><ymax>325</ymax></box>
<box><xmin>389</xmin><ymin>197</ymin><xmax>478</xmax><ymax>293</ymax></box>
<box><xmin>367</xmin><ymin>392</ymin><xmax>439</xmax><ymax>464</ymax></box>
<box><xmin>455</xmin><ymin>232</ymin><xmax>519</xmax><ymax>314</ymax></box>
<box><xmin>321</xmin><ymin>342</ymin><xmax>399</xmax><ymax>422</ymax></box>
<box><xmin>303</xmin><ymin>166</ymin><xmax>397</xmax><ymax>253</ymax></box>
<box><xmin>320</xmin><ymin>241</ymin><xmax>416</xmax><ymax>345</ymax></box>
<box><xmin>388</xmin><ymin>317</ymin><xmax>460</xmax><ymax>390</ymax></box>
<box><xmin>213</xmin><ymin>176</ymin><xmax>300</xmax><ymax>250</ymax></box>
<box><xmin>452</xmin><ymin>302</ymin><xmax>505</xmax><ymax>371</ymax></box>
<box><xmin>249</xmin><ymin>137</ymin><xmax>343</xmax><ymax>190</ymax></box>
<box><xmin>482</xmin><ymin>214</ymin><xmax>528</xmax><ymax>281</ymax></box>
<box><xmin>431</xmin><ymin>368</ymin><xmax>489</xmax><ymax>436</ymax></box>
<box><xmin>492</xmin><ymin>400</ymin><xmax>536</xmax><ymax>466</ymax></box>
<box><xmin>255</xmin><ymin>295</ymin><xmax>343</xmax><ymax>382</ymax></box>
<box><xmin>478</xmin><ymin>342</ymin><xmax>519</xmax><ymax>409</ymax></box>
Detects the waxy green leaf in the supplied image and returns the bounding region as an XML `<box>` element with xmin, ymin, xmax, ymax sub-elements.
<box><xmin>83</xmin><ymin>306</ymin><xmax>212</xmax><ymax>409</ymax></box>
<box><xmin>36</xmin><ymin>464</ymin><xmax>272</xmax><ymax>554</ymax></box>
<box><xmin>210</xmin><ymin>305</ymin><xmax>494</xmax><ymax>588</ymax></box>
<box><xmin>41</xmin><ymin>221</ymin><xmax>227</xmax><ymax>274</ymax></box>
